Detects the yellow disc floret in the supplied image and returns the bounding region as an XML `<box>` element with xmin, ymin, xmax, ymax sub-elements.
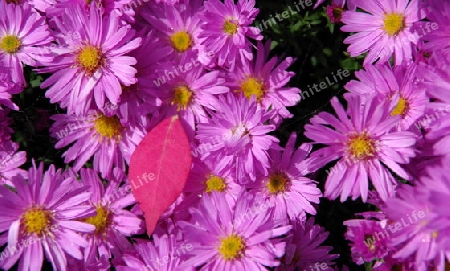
<box><xmin>170</xmin><ymin>31</ymin><xmax>192</xmax><ymax>52</ymax></box>
<box><xmin>0</xmin><ymin>35</ymin><xmax>21</xmax><ymax>54</ymax></box>
<box><xmin>347</xmin><ymin>133</ymin><xmax>376</xmax><ymax>160</ymax></box>
<box><xmin>205</xmin><ymin>175</ymin><xmax>227</xmax><ymax>192</ymax></box>
<box><xmin>267</xmin><ymin>172</ymin><xmax>289</xmax><ymax>194</ymax></box>
<box><xmin>77</xmin><ymin>45</ymin><xmax>103</xmax><ymax>75</ymax></box>
<box><xmin>84</xmin><ymin>205</ymin><xmax>110</xmax><ymax>234</ymax></box>
<box><xmin>94</xmin><ymin>115</ymin><xmax>123</xmax><ymax>140</ymax></box>
<box><xmin>240</xmin><ymin>77</ymin><xmax>265</xmax><ymax>101</ymax></box>
<box><xmin>218</xmin><ymin>234</ymin><xmax>245</xmax><ymax>260</ymax></box>
<box><xmin>383</xmin><ymin>13</ymin><xmax>405</xmax><ymax>36</ymax></box>
<box><xmin>223</xmin><ymin>19</ymin><xmax>238</xmax><ymax>35</ymax></box>
<box><xmin>172</xmin><ymin>85</ymin><xmax>193</xmax><ymax>110</ymax></box>
<box><xmin>22</xmin><ymin>208</ymin><xmax>51</xmax><ymax>236</ymax></box>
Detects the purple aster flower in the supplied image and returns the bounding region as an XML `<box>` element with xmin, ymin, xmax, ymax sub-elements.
<box><xmin>382</xmin><ymin>181</ymin><xmax>442</xmax><ymax>271</ymax></box>
<box><xmin>304</xmin><ymin>94</ymin><xmax>417</xmax><ymax>201</ymax></box>
<box><xmin>0</xmin><ymin>163</ymin><xmax>95</xmax><ymax>271</ymax></box>
<box><xmin>50</xmin><ymin>110</ymin><xmax>146</xmax><ymax>178</ymax></box>
<box><xmin>345</xmin><ymin>63</ymin><xmax>428</xmax><ymax>130</ymax></box>
<box><xmin>226</xmin><ymin>41</ymin><xmax>300</xmax><ymax>126</ymax></box>
<box><xmin>74</xmin><ymin>168</ymin><xmax>145</xmax><ymax>266</ymax></box>
<box><xmin>178</xmin><ymin>191</ymin><xmax>291</xmax><ymax>270</ymax></box>
<box><xmin>421</xmin><ymin>0</ymin><xmax>450</xmax><ymax>55</ymax></box>
<box><xmin>39</xmin><ymin>4</ymin><xmax>141</xmax><ymax>115</ymax></box>
<box><xmin>155</xmin><ymin>51</ymin><xmax>229</xmax><ymax>133</ymax></box>
<box><xmin>197</xmin><ymin>0</ymin><xmax>263</xmax><ymax>70</ymax></box>
<box><xmin>276</xmin><ymin>218</ymin><xmax>338</xmax><ymax>271</ymax></box>
<box><xmin>184</xmin><ymin>157</ymin><xmax>243</xmax><ymax>206</ymax></box>
<box><xmin>0</xmin><ymin>1</ymin><xmax>54</xmax><ymax>86</ymax></box>
<box><xmin>196</xmin><ymin>93</ymin><xmax>279</xmax><ymax>183</ymax></box>
<box><xmin>250</xmin><ymin>133</ymin><xmax>321</xmax><ymax>222</ymax></box>
<box><xmin>344</xmin><ymin>216</ymin><xmax>390</xmax><ymax>264</ymax></box>
<box><xmin>341</xmin><ymin>0</ymin><xmax>426</xmax><ymax>65</ymax></box>
<box><xmin>141</xmin><ymin>0</ymin><xmax>203</xmax><ymax>56</ymax></box>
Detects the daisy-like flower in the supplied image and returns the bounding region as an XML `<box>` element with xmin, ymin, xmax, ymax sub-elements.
<box><xmin>304</xmin><ymin>94</ymin><xmax>417</xmax><ymax>201</ymax></box>
<box><xmin>326</xmin><ymin>0</ymin><xmax>356</xmax><ymax>23</ymax></box>
<box><xmin>184</xmin><ymin>157</ymin><xmax>243</xmax><ymax>206</ymax></box>
<box><xmin>39</xmin><ymin>4</ymin><xmax>141</xmax><ymax>115</ymax></box>
<box><xmin>382</xmin><ymin>181</ymin><xmax>442</xmax><ymax>271</ymax></box>
<box><xmin>344</xmin><ymin>216</ymin><xmax>390</xmax><ymax>264</ymax></box>
<box><xmin>0</xmin><ymin>1</ymin><xmax>54</xmax><ymax>86</ymax></box>
<box><xmin>0</xmin><ymin>142</ymin><xmax>27</xmax><ymax>187</ymax></box>
<box><xmin>341</xmin><ymin>0</ymin><xmax>426</xmax><ymax>65</ymax></box>
<box><xmin>141</xmin><ymin>0</ymin><xmax>203</xmax><ymax>56</ymax></box>
<box><xmin>0</xmin><ymin>163</ymin><xmax>95</xmax><ymax>271</ymax></box>
<box><xmin>156</xmin><ymin>51</ymin><xmax>229</xmax><ymax>132</ymax></box>
<box><xmin>117</xmin><ymin>235</ymin><xmax>195</xmax><ymax>271</ymax></box>
<box><xmin>50</xmin><ymin>110</ymin><xmax>146</xmax><ymax>178</ymax></box>
<box><xmin>197</xmin><ymin>0</ymin><xmax>263</xmax><ymax>70</ymax></box>
<box><xmin>251</xmin><ymin>133</ymin><xmax>321</xmax><ymax>222</ymax></box>
<box><xmin>276</xmin><ymin>218</ymin><xmax>338</xmax><ymax>271</ymax></box>
<box><xmin>345</xmin><ymin>63</ymin><xmax>428</xmax><ymax>130</ymax></box>
<box><xmin>74</xmin><ymin>168</ymin><xmax>144</xmax><ymax>266</ymax></box>
<box><xmin>196</xmin><ymin>93</ymin><xmax>279</xmax><ymax>183</ymax></box>
<box><xmin>178</xmin><ymin>192</ymin><xmax>291</xmax><ymax>270</ymax></box>
<box><xmin>227</xmin><ymin>41</ymin><xmax>300</xmax><ymax>126</ymax></box>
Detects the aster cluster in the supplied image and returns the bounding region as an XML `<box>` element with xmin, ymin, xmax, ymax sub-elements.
<box><xmin>0</xmin><ymin>0</ymin><xmax>449</xmax><ymax>270</ymax></box>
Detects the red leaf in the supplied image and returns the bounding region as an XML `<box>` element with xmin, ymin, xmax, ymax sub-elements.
<box><xmin>128</xmin><ymin>115</ymin><xmax>192</xmax><ymax>236</ymax></box>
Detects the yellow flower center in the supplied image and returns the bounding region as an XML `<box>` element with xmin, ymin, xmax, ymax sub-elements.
<box><xmin>391</xmin><ymin>97</ymin><xmax>408</xmax><ymax>116</ymax></box>
<box><xmin>0</xmin><ymin>35</ymin><xmax>21</xmax><ymax>54</ymax></box>
<box><xmin>240</xmin><ymin>77</ymin><xmax>265</xmax><ymax>101</ymax></box>
<box><xmin>170</xmin><ymin>31</ymin><xmax>192</xmax><ymax>52</ymax></box>
<box><xmin>172</xmin><ymin>85</ymin><xmax>193</xmax><ymax>110</ymax></box>
<box><xmin>332</xmin><ymin>7</ymin><xmax>344</xmax><ymax>20</ymax></box>
<box><xmin>347</xmin><ymin>133</ymin><xmax>376</xmax><ymax>160</ymax></box>
<box><xmin>205</xmin><ymin>175</ymin><xmax>226</xmax><ymax>192</ymax></box>
<box><xmin>267</xmin><ymin>172</ymin><xmax>289</xmax><ymax>194</ymax></box>
<box><xmin>223</xmin><ymin>19</ymin><xmax>238</xmax><ymax>35</ymax></box>
<box><xmin>364</xmin><ymin>234</ymin><xmax>376</xmax><ymax>251</ymax></box>
<box><xmin>94</xmin><ymin>115</ymin><xmax>123</xmax><ymax>139</ymax></box>
<box><xmin>383</xmin><ymin>13</ymin><xmax>405</xmax><ymax>36</ymax></box>
<box><xmin>84</xmin><ymin>205</ymin><xmax>110</xmax><ymax>234</ymax></box>
<box><xmin>76</xmin><ymin>45</ymin><xmax>103</xmax><ymax>75</ymax></box>
<box><xmin>218</xmin><ymin>234</ymin><xmax>245</xmax><ymax>260</ymax></box>
<box><xmin>22</xmin><ymin>208</ymin><xmax>51</xmax><ymax>236</ymax></box>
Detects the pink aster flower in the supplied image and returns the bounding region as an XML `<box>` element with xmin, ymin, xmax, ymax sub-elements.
<box><xmin>117</xmin><ymin>235</ymin><xmax>195</xmax><ymax>271</ymax></box>
<box><xmin>196</xmin><ymin>93</ymin><xmax>279</xmax><ymax>183</ymax></box>
<box><xmin>141</xmin><ymin>0</ymin><xmax>203</xmax><ymax>56</ymax></box>
<box><xmin>184</xmin><ymin>157</ymin><xmax>243</xmax><ymax>206</ymax></box>
<box><xmin>276</xmin><ymin>218</ymin><xmax>338</xmax><ymax>271</ymax></box>
<box><xmin>0</xmin><ymin>1</ymin><xmax>54</xmax><ymax>87</ymax></box>
<box><xmin>73</xmin><ymin>168</ymin><xmax>145</xmax><ymax>266</ymax></box>
<box><xmin>344</xmin><ymin>216</ymin><xmax>390</xmax><ymax>264</ymax></box>
<box><xmin>304</xmin><ymin>94</ymin><xmax>417</xmax><ymax>201</ymax></box>
<box><xmin>50</xmin><ymin>110</ymin><xmax>146</xmax><ymax>178</ymax></box>
<box><xmin>39</xmin><ymin>4</ymin><xmax>141</xmax><ymax>115</ymax></box>
<box><xmin>197</xmin><ymin>0</ymin><xmax>263</xmax><ymax>70</ymax></box>
<box><xmin>227</xmin><ymin>41</ymin><xmax>300</xmax><ymax>126</ymax></box>
<box><xmin>178</xmin><ymin>192</ymin><xmax>291</xmax><ymax>270</ymax></box>
<box><xmin>345</xmin><ymin>63</ymin><xmax>428</xmax><ymax>130</ymax></box>
<box><xmin>326</xmin><ymin>0</ymin><xmax>356</xmax><ymax>23</ymax></box>
<box><xmin>154</xmin><ymin>51</ymin><xmax>229</xmax><ymax>133</ymax></box>
<box><xmin>0</xmin><ymin>163</ymin><xmax>95</xmax><ymax>271</ymax></box>
<box><xmin>382</xmin><ymin>181</ymin><xmax>442</xmax><ymax>271</ymax></box>
<box><xmin>0</xmin><ymin>142</ymin><xmax>27</xmax><ymax>187</ymax></box>
<box><xmin>341</xmin><ymin>0</ymin><xmax>426</xmax><ymax>65</ymax></box>
<box><xmin>251</xmin><ymin>133</ymin><xmax>321</xmax><ymax>222</ymax></box>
